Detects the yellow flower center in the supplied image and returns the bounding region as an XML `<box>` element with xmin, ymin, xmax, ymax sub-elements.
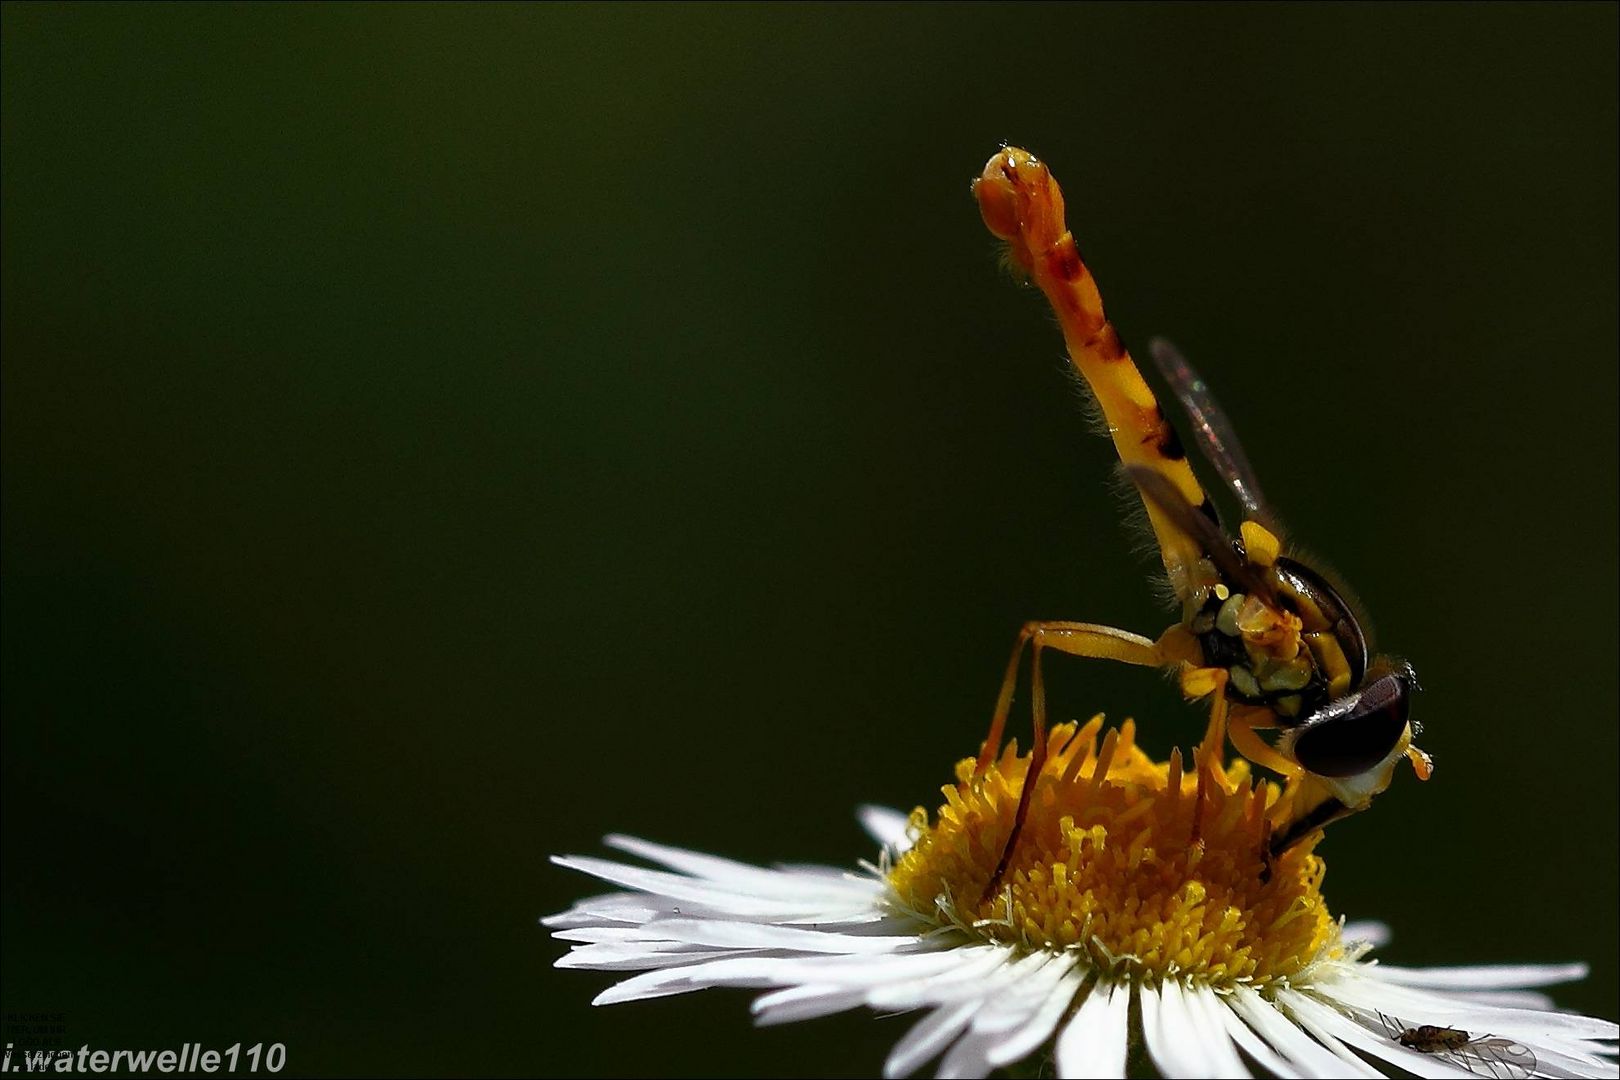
<box><xmin>886</xmin><ymin>718</ymin><xmax>1343</xmax><ymax>988</ymax></box>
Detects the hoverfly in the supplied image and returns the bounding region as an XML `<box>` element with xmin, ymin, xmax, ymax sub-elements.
<box><xmin>969</xmin><ymin>147</ymin><xmax>1433</xmax><ymax>892</ymax></box>
<box><xmin>1377</xmin><ymin>1012</ymin><xmax>1537</xmax><ymax>1079</ymax></box>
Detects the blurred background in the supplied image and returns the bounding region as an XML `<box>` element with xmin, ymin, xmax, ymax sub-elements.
<box><xmin>3</xmin><ymin>5</ymin><xmax>1615</xmax><ymax>1077</ymax></box>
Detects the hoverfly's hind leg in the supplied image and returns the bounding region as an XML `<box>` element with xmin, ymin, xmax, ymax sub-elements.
<box><xmin>977</xmin><ymin>622</ymin><xmax>1162</xmax><ymax>903</ymax></box>
<box><xmin>975</xmin><ymin>622</ymin><xmax>1162</xmax><ymax>774</ymax></box>
<box><xmin>974</xmin><ymin>627</ymin><xmax>1034</xmax><ymax>775</ymax></box>
<box><xmin>982</xmin><ymin>633</ymin><xmax>1051</xmax><ymax>907</ymax></box>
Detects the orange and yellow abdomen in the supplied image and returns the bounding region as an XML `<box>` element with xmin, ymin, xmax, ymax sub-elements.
<box><xmin>973</xmin><ymin>147</ymin><xmax>1212</xmax><ymax>599</ymax></box>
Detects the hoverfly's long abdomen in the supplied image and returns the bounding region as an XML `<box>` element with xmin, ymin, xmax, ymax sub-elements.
<box><xmin>974</xmin><ymin>147</ymin><xmax>1211</xmax><ymax>599</ymax></box>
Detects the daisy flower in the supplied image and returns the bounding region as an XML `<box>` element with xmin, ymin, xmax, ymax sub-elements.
<box><xmin>549</xmin><ymin>718</ymin><xmax>1618</xmax><ymax>1078</ymax></box>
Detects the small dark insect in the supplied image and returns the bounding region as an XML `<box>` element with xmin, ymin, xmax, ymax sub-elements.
<box><xmin>1377</xmin><ymin>1012</ymin><xmax>1537</xmax><ymax>1079</ymax></box>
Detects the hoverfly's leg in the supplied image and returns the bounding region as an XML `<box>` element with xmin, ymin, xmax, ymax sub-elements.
<box><xmin>1254</xmin><ymin>771</ymin><xmax>1337</xmax><ymax>877</ymax></box>
<box><xmin>1196</xmin><ymin>675</ymin><xmax>1230</xmax><ymax>768</ymax></box>
<box><xmin>1269</xmin><ymin>770</ymin><xmax>1307</xmax><ymax>831</ymax></box>
<box><xmin>1231</xmin><ymin>710</ymin><xmax>1304</xmax><ymax>868</ymax></box>
<box><xmin>983</xmin><ymin>637</ymin><xmax>1051</xmax><ymax>905</ymax></box>
<box><xmin>978</xmin><ymin>622</ymin><xmax>1162</xmax><ymax>902</ymax></box>
<box><xmin>975</xmin><ymin>622</ymin><xmax>1162</xmax><ymax>774</ymax></box>
<box><xmin>1228</xmin><ymin>705</ymin><xmax>1302</xmax><ymax>779</ymax></box>
<box><xmin>974</xmin><ymin>626</ymin><xmax>1034</xmax><ymax>774</ymax></box>
<box><xmin>1267</xmin><ymin>778</ymin><xmax>1354</xmax><ymax>857</ymax></box>
<box><xmin>1179</xmin><ymin>666</ymin><xmax>1230</xmax><ymax>842</ymax></box>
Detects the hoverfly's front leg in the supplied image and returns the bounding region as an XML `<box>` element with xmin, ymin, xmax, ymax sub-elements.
<box><xmin>1227</xmin><ymin>705</ymin><xmax>1302</xmax><ymax>779</ymax></box>
<box><xmin>977</xmin><ymin>622</ymin><xmax>1162</xmax><ymax>902</ymax></box>
<box><xmin>1268</xmin><ymin>779</ymin><xmax>1354</xmax><ymax>857</ymax></box>
<box><xmin>1226</xmin><ymin>706</ymin><xmax>1320</xmax><ymax>870</ymax></box>
<box><xmin>1178</xmin><ymin>666</ymin><xmax>1233</xmax><ymax>842</ymax></box>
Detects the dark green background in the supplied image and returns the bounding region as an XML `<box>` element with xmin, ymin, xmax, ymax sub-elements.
<box><xmin>3</xmin><ymin>5</ymin><xmax>1615</xmax><ymax>1077</ymax></box>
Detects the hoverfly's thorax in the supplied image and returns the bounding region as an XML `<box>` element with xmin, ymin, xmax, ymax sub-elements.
<box><xmin>1180</xmin><ymin>525</ymin><xmax>1371</xmax><ymax>722</ymax></box>
<box><xmin>1188</xmin><ymin>584</ymin><xmax>1317</xmax><ymax>717</ymax></box>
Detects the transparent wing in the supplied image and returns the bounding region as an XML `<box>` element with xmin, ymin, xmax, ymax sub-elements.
<box><xmin>1453</xmin><ymin>1038</ymin><xmax>1537</xmax><ymax>1080</ymax></box>
<box><xmin>1148</xmin><ymin>338</ymin><xmax>1271</xmax><ymax>521</ymax></box>
<box><xmin>1122</xmin><ymin>464</ymin><xmax>1276</xmax><ymax>603</ymax></box>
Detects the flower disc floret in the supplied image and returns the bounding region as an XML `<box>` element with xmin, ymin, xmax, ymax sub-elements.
<box><xmin>887</xmin><ymin>718</ymin><xmax>1340</xmax><ymax>988</ymax></box>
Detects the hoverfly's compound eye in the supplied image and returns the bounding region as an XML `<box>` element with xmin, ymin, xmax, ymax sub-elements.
<box><xmin>1291</xmin><ymin>670</ymin><xmax>1412</xmax><ymax>778</ymax></box>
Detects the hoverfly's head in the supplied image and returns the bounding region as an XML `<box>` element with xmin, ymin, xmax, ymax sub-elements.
<box><xmin>1278</xmin><ymin>659</ymin><xmax>1430</xmax><ymax>809</ymax></box>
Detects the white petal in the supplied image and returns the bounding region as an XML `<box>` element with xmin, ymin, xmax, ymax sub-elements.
<box><xmin>627</xmin><ymin>917</ymin><xmax>924</xmax><ymax>954</ymax></box>
<box><xmin>604</xmin><ymin>834</ymin><xmax>880</xmax><ymax>899</ymax></box>
<box><xmin>1271</xmin><ymin>990</ymin><xmax>1388</xmax><ymax>1078</ymax></box>
<box><xmin>1370</xmin><ymin>962</ymin><xmax>1589</xmax><ymax>991</ymax></box>
<box><xmin>1056</xmin><ymin>980</ymin><xmax>1129</xmax><ymax>1080</ymax></box>
<box><xmin>592</xmin><ymin>955</ymin><xmax>782</xmax><ymax>1004</ymax></box>
<box><xmin>552</xmin><ymin>853</ymin><xmax>885</xmax><ymax>919</ymax></box>
<box><xmin>1181</xmin><ymin>983</ymin><xmax>1253</xmax><ymax>1079</ymax></box>
<box><xmin>1143</xmin><ymin>980</ymin><xmax>1224</xmax><ymax>1079</ymax></box>
<box><xmin>1339</xmin><ymin>920</ymin><xmax>1392</xmax><ymax>948</ymax></box>
<box><xmin>542</xmin><ymin>892</ymin><xmax>673</xmax><ymax>927</ymax></box>
<box><xmin>592</xmin><ymin>979</ymin><xmax>723</xmax><ymax>1005</ymax></box>
<box><xmin>556</xmin><ymin>896</ymin><xmax>887</xmax><ymax>928</ymax></box>
<box><xmin>1530</xmin><ymin>1043</ymin><xmax>1620</xmax><ymax>1079</ymax></box>
<box><xmin>936</xmin><ymin>1030</ymin><xmax>996</xmax><ymax>1080</ymax></box>
<box><xmin>555</xmin><ymin>941</ymin><xmax>747</xmax><ymax>970</ymax></box>
<box><xmin>860</xmin><ymin>805</ymin><xmax>916</xmax><ymax>852</ymax></box>
<box><xmin>551</xmin><ymin>924</ymin><xmax>686</xmax><ymax>944</ymax></box>
<box><xmin>1561</xmin><ymin>1038</ymin><xmax>1620</xmax><ymax>1057</ymax></box>
<box><xmin>972</xmin><ymin>953</ymin><xmax>1072</xmax><ymax>1035</ymax></box>
<box><xmin>867</xmin><ymin>947</ymin><xmax>1024</xmax><ymax>1010</ymax></box>
<box><xmin>1316</xmin><ymin>970</ymin><xmax>1620</xmax><ymax>1043</ymax></box>
<box><xmin>1446</xmin><ymin>989</ymin><xmax>1558</xmax><ymax>1010</ymax></box>
<box><xmin>774</xmin><ymin>862</ymin><xmax>870</xmax><ymax>879</ymax></box>
<box><xmin>594</xmin><ymin>950</ymin><xmax>955</xmax><ymax>1006</ymax></box>
<box><xmin>552</xmin><ymin>855</ymin><xmax>839</xmax><ymax>917</ymax></box>
<box><xmin>1215</xmin><ymin>996</ymin><xmax>1304</xmax><ymax>1080</ymax></box>
<box><xmin>1143</xmin><ymin>980</ymin><xmax>1249</xmax><ymax>1079</ymax></box>
<box><xmin>723</xmin><ymin>948</ymin><xmax>985</xmax><ymax>989</ymax></box>
<box><xmin>886</xmin><ymin>1000</ymin><xmax>979</xmax><ymax>1080</ymax></box>
<box><xmin>986</xmin><ymin>963</ymin><xmax>1087</xmax><ymax>1067</ymax></box>
<box><xmin>559</xmin><ymin>949</ymin><xmax>749</xmax><ymax>972</ymax></box>
<box><xmin>1227</xmin><ymin>984</ymin><xmax>1373</xmax><ymax>1078</ymax></box>
<box><xmin>939</xmin><ymin>955</ymin><xmax>1080</xmax><ymax>1079</ymax></box>
<box><xmin>751</xmin><ymin>983</ymin><xmax>869</xmax><ymax>1026</ymax></box>
<box><xmin>900</xmin><ymin>952</ymin><xmax>1050</xmax><ymax>1078</ymax></box>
